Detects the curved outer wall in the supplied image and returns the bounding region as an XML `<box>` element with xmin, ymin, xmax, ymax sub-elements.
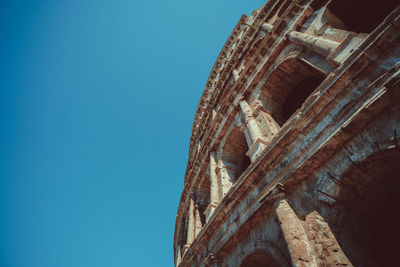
<box><xmin>174</xmin><ymin>0</ymin><xmax>400</xmax><ymax>266</ymax></box>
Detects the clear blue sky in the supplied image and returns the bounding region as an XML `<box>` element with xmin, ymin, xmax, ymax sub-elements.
<box><xmin>0</xmin><ymin>1</ymin><xmax>265</xmax><ymax>266</ymax></box>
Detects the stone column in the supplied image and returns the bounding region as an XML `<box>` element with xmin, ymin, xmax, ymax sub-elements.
<box><xmin>276</xmin><ymin>200</ymin><xmax>318</xmax><ymax>267</ymax></box>
<box><xmin>209</xmin><ymin>152</ymin><xmax>220</xmax><ymax>205</ymax></box>
<box><xmin>218</xmin><ymin>151</ymin><xmax>233</xmax><ymax>199</ymax></box>
<box><xmin>194</xmin><ymin>204</ymin><xmax>202</xmax><ymax>237</ymax></box>
<box><xmin>254</xmin><ymin>100</ymin><xmax>280</xmax><ymax>143</ymax></box>
<box><xmin>239</xmin><ymin>100</ymin><xmax>264</xmax><ymax>144</ymax></box>
<box><xmin>205</xmin><ymin>152</ymin><xmax>220</xmax><ymax>222</ymax></box>
<box><xmin>239</xmin><ymin>100</ymin><xmax>268</xmax><ymax>162</ymax></box>
<box><xmin>186</xmin><ymin>196</ymin><xmax>195</xmax><ymax>246</ymax></box>
<box><xmin>289</xmin><ymin>31</ymin><xmax>340</xmax><ymax>57</ymax></box>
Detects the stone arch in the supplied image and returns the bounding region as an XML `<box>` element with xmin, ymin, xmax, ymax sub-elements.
<box><xmin>239</xmin><ymin>241</ymin><xmax>289</xmax><ymax>267</ymax></box>
<box><xmin>336</xmin><ymin>147</ymin><xmax>400</xmax><ymax>266</ymax></box>
<box><xmin>259</xmin><ymin>56</ymin><xmax>326</xmax><ymax>126</ymax></box>
<box><xmin>195</xmin><ymin>182</ymin><xmax>209</xmax><ymax>226</ymax></box>
<box><xmin>221</xmin><ymin>124</ymin><xmax>251</xmax><ymax>183</ymax></box>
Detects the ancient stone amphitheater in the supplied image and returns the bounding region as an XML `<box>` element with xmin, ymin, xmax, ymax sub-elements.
<box><xmin>174</xmin><ymin>0</ymin><xmax>400</xmax><ymax>266</ymax></box>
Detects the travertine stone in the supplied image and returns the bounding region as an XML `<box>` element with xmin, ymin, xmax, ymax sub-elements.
<box><xmin>289</xmin><ymin>31</ymin><xmax>340</xmax><ymax>57</ymax></box>
<box><xmin>239</xmin><ymin>100</ymin><xmax>268</xmax><ymax>161</ymax></box>
<box><xmin>258</xmin><ymin>109</ymin><xmax>280</xmax><ymax>142</ymax></box>
<box><xmin>194</xmin><ymin>205</ymin><xmax>202</xmax><ymax>237</ymax></box>
<box><xmin>276</xmin><ymin>200</ymin><xmax>318</xmax><ymax>267</ymax></box>
<box><xmin>186</xmin><ymin>196</ymin><xmax>195</xmax><ymax>246</ymax></box>
<box><xmin>239</xmin><ymin>100</ymin><xmax>264</xmax><ymax>144</ymax></box>
<box><xmin>233</xmin><ymin>69</ymin><xmax>240</xmax><ymax>81</ymax></box>
<box><xmin>209</xmin><ymin>152</ymin><xmax>220</xmax><ymax>205</ymax></box>
<box><xmin>219</xmin><ymin>164</ymin><xmax>233</xmax><ymax>198</ymax></box>
<box><xmin>204</xmin><ymin>202</ymin><xmax>217</xmax><ymax>223</ymax></box>
<box><xmin>303</xmin><ymin>211</ymin><xmax>353</xmax><ymax>267</ymax></box>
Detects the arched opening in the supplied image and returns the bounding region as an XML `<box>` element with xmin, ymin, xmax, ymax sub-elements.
<box><xmin>328</xmin><ymin>0</ymin><xmax>398</xmax><ymax>33</ymax></box>
<box><xmin>196</xmin><ymin>181</ymin><xmax>210</xmax><ymax>226</ymax></box>
<box><xmin>281</xmin><ymin>76</ymin><xmax>325</xmax><ymax>122</ymax></box>
<box><xmin>221</xmin><ymin>126</ymin><xmax>251</xmax><ymax>183</ymax></box>
<box><xmin>240</xmin><ymin>250</ymin><xmax>281</xmax><ymax>267</ymax></box>
<box><xmin>259</xmin><ymin>58</ymin><xmax>326</xmax><ymax>126</ymax></box>
<box><xmin>336</xmin><ymin>148</ymin><xmax>400</xmax><ymax>266</ymax></box>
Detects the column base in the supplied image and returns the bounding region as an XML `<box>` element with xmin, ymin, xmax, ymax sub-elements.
<box><xmin>204</xmin><ymin>202</ymin><xmax>219</xmax><ymax>223</ymax></box>
<box><xmin>246</xmin><ymin>138</ymin><xmax>269</xmax><ymax>162</ymax></box>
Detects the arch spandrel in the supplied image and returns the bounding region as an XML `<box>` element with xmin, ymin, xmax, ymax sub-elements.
<box><xmin>257</xmin><ymin>56</ymin><xmax>326</xmax><ymax>126</ymax></box>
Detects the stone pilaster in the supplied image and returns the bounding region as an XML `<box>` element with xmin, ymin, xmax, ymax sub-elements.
<box><xmin>276</xmin><ymin>200</ymin><xmax>318</xmax><ymax>267</ymax></box>
<box><xmin>194</xmin><ymin>204</ymin><xmax>202</xmax><ymax>237</ymax></box>
<box><xmin>239</xmin><ymin>100</ymin><xmax>263</xmax><ymax>143</ymax></box>
<box><xmin>205</xmin><ymin>151</ymin><xmax>220</xmax><ymax>222</ymax></box>
<box><xmin>254</xmin><ymin>101</ymin><xmax>280</xmax><ymax>142</ymax></box>
<box><xmin>218</xmin><ymin>153</ymin><xmax>233</xmax><ymax>199</ymax></box>
<box><xmin>209</xmin><ymin>152</ymin><xmax>220</xmax><ymax>205</ymax></box>
<box><xmin>186</xmin><ymin>196</ymin><xmax>195</xmax><ymax>247</ymax></box>
<box><xmin>239</xmin><ymin>100</ymin><xmax>268</xmax><ymax>162</ymax></box>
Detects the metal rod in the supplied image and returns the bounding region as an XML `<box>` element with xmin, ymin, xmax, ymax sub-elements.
<box><xmin>317</xmin><ymin>189</ymin><xmax>341</xmax><ymax>202</ymax></box>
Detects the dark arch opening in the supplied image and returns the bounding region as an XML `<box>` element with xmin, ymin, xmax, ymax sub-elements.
<box><xmin>328</xmin><ymin>0</ymin><xmax>399</xmax><ymax>33</ymax></box>
<box><xmin>240</xmin><ymin>250</ymin><xmax>281</xmax><ymax>267</ymax></box>
<box><xmin>259</xmin><ymin>58</ymin><xmax>326</xmax><ymax>126</ymax></box>
<box><xmin>336</xmin><ymin>149</ymin><xmax>400</xmax><ymax>266</ymax></box>
<box><xmin>221</xmin><ymin>126</ymin><xmax>251</xmax><ymax>183</ymax></box>
<box><xmin>281</xmin><ymin>76</ymin><xmax>325</xmax><ymax>122</ymax></box>
<box><xmin>196</xmin><ymin>185</ymin><xmax>210</xmax><ymax>226</ymax></box>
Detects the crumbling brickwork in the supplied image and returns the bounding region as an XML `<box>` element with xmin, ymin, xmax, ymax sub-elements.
<box><xmin>174</xmin><ymin>0</ymin><xmax>400</xmax><ymax>266</ymax></box>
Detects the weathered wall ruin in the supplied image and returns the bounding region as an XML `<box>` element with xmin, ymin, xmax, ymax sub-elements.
<box><xmin>174</xmin><ymin>0</ymin><xmax>400</xmax><ymax>266</ymax></box>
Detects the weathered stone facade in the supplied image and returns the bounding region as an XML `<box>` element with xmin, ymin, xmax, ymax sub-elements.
<box><xmin>174</xmin><ymin>0</ymin><xmax>400</xmax><ymax>266</ymax></box>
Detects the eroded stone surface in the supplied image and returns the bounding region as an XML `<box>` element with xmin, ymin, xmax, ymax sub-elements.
<box><xmin>302</xmin><ymin>211</ymin><xmax>352</xmax><ymax>267</ymax></box>
<box><xmin>174</xmin><ymin>0</ymin><xmax>400</xmax><ymax>266</ymax></box>
<box><xmin>276</xmin><ymin>200</ymin><xmax>318</xmax><ymax>267</ymax></box>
